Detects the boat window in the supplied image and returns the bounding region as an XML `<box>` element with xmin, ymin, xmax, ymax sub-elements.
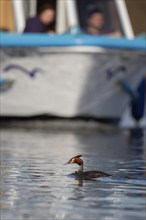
<box><xmin>76</xmin><ymin>0</ymin><xmax>123</xmax><ymax>36</ymax></box>
<box><xmin>23</xmin><ymin>0</ymin><xmax>56</xmax><ymax>33</ymax></box>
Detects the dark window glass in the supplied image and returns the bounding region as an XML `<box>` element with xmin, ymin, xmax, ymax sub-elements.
<box><xmin>76</xmin><ymin>0</ymin><xmax>123</xmax><ymax>35</ymax></box>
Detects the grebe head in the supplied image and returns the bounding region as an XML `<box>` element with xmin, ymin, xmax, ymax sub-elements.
<box><xmin>64</xmin><ymin>155</ymin><xmax>83</xmax><ymax>166</ymax></box>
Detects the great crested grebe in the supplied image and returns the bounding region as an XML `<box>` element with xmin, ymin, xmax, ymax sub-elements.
<box><xmin>64</xmin><ymin>155</ymin><xmax>110</xmax><ymax>179</ymax></box>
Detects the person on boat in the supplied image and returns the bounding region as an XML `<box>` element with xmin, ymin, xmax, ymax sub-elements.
<box><xmin>23</xmin><ymin>4</ymin><xmax>55</xmax><ymax>33</ymax></box>
<box><xmin>86</xmin><ymin>8</ymin><xmax>121</xmax><ymax>37</ymax></box>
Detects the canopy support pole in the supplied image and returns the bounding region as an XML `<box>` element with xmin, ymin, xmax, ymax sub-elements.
<box><xmin>12</xmin><ymin>0</ymin><xmax>25</xmax><ymax>33</ymax></box>
<box><xmin>114</xmin><ymin>0</ymin><xmax>134</xmax><ymax>39</ymax></box>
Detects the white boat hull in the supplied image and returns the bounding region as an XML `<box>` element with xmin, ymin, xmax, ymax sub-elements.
<box><xmin>1</xmin><ymin>46</ymin><xmax>145</xmax><ymax>121</ymax></box>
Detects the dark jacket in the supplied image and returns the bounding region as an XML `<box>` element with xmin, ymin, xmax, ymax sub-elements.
<box><xmin>23</xmin><ymin>16</ymin><xmax>48</xmax><ymax>33</ymax></box>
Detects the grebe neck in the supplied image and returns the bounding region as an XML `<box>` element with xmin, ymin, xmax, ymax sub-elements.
<box><xmin>78</xmin><ymin>162</ymin><xmax>83</xmax><ymax>173</ymax></box>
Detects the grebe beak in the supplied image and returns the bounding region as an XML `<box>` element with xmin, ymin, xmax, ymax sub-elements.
<box><xmin>64</xmin><ymin>160</ymin><xmax>71</xmax><ymax>165</ymax></box>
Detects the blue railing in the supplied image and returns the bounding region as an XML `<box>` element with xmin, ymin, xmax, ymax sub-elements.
<box><xmin>0</xmin><ymin>32</ymin><xmax>145</xmax><ymax>50</ymax></box>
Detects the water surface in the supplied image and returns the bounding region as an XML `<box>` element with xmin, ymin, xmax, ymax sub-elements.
<box><xmin>1</xmin><ymin>127</ymin><xmax>146</xmax><ymax>220</ymax></box>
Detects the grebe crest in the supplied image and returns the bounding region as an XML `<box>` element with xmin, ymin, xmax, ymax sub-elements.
<box><xmin>64</xmin><ymin>155</ymin><xmax>83</xmax><ymax>166</ymax></box>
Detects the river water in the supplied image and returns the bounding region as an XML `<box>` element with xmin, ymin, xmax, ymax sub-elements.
<box><xmin>1</xmin><ymin>126</ymin><xmax>146</xmax><ymax>220</ymax></box>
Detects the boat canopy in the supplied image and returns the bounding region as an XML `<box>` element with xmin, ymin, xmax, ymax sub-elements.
<box><xmin>11</xmin><ymin>0</ymin><xmax>134</xmax><ymax>38</ymax></box>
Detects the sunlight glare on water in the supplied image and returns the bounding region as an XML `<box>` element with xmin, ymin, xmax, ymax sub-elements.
<box><xmin>1</xmin><ymin>128</ymin><xmax>146</xmax><ymax>220</ymax></box>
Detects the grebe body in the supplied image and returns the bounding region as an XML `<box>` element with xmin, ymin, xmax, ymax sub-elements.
<box><xmin>64</xmin><ymin>155</ymin><xmax>110</xmax><ymax>179</ymax></box>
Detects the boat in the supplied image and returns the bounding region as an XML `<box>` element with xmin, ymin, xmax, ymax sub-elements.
<box><xmin>0</xmin><ymin>0</ymin><xmax>145</xmax><ymax>125</ymax></box>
